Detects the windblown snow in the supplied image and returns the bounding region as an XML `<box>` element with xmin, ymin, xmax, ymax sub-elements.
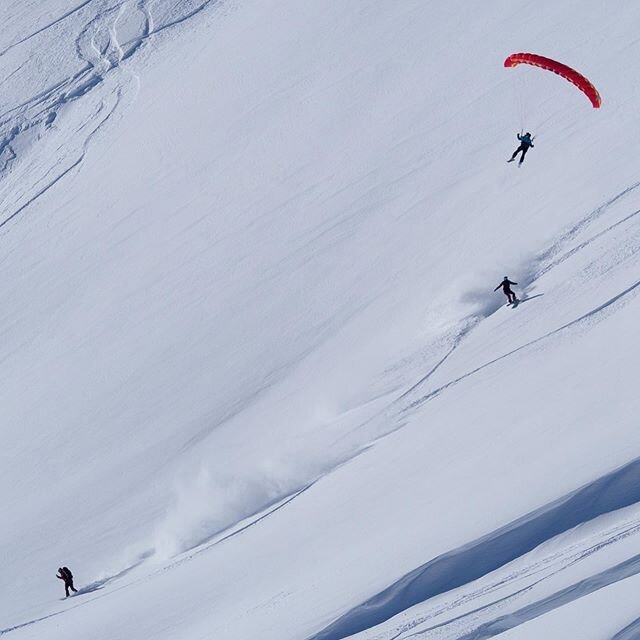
<box><xmin>2</xmin><ymin>1</ymin><xmax>640</xmax><ymax>639</ymax></box>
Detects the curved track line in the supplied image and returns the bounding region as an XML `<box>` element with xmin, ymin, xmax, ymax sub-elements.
<box><xmin>405</xmin><ymin>277</ymin><xmax>640</xmax><ymax>413</ymax></box>
<box><xmin>0</xmin><ymin>1</ymin><xmax>96</xmax><ymax>57</ymax></box>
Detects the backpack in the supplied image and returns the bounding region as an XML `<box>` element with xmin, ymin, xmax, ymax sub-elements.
<box><xmin>61</xmin><ymin>567</ymin><xmax>73</xmax><ymax>581</ymax></box>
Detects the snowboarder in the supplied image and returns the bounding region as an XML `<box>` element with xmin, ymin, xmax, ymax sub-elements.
<box><xmin>56</xmin><ymin>567</ymin><xmax>77</xmax><ymax>597</ymax></box>
<box><xmin>494</xmin><ymin>277</ymin><xmax>518</xmax><ymax>304</ymax></box>
<box><xmin>507</xmin><ymin>132</ymin><xmax>534</xmax><ymax>165</ymax></box>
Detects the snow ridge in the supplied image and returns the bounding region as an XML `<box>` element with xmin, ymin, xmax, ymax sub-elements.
<box><xmin>310</xmin><ymin>456</ymin><xmax>640</xmax><ymax>640</ymax></box>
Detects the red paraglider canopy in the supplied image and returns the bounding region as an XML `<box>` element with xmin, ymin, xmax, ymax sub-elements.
<box><xmin>504</xmin><ymin>53</ymin><xmax>601</xmax><ymax>109</ymax></box>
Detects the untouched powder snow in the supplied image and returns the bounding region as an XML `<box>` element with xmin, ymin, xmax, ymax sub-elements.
<box><xmin>1</xmin><ymin>1</ymin><xmax>640</xmax><ymax>638</ymax></box>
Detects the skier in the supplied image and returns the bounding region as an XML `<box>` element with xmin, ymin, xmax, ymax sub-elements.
<box><xmin>56</xmin><ymin>567</ymin><xmax>77</xmax><ymax>597</ymax></box>
<box><xmin>507</xmin><ymin>132</ymin><xmax>534</xmax><ymax>165</ymax></box>
<box><xmin>494</xmin><ymin>276</ymin><xmax>518</xmax><ymax>304</ymax></box>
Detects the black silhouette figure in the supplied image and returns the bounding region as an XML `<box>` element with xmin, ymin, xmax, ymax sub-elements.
<box><xmin>56</xmin><ymin>567</ymin><xmax>77</xmax><ymax>597</ymax></box>
<box><xmin>508</xmin><ymin>132</ymin><xmax>534</xmax><ymax>165</ymax></box>
<box><xmin>495</xmin><ymin>277</ymin><xmax>518</xmax><ymax>304</ymax></box>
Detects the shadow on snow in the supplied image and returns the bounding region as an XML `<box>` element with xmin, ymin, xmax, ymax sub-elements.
<box><xmin>308</xmin><ymin>455</ymin><xmax>640</xmax><ymax>640</ymax></box>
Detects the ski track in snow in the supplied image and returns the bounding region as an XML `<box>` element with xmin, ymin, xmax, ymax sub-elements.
<box><xmin>0</xmin><ymin>91</ymin><xmax>120</xmax><ymax>231</ymax></box>
<box><xmin>0</xmin><ymin>1</ymin><xmax>97</xmax><ymax>58</ymax></box>
<box><xmin>401</xmin><ymin>524</ymin><xmax>640</xmax><ymax>640</ymax></box>
<box><xmin>0</xmin><ymin>553</ymin><xmax>151</xmax><ymax>636</ymax></box>
<box><xmin>451</xmin><ymin>552</ymin><xmax>640</xmax><ymax>640</ymax></box>
<box><xmin>307</xmin><ymin>182</ymin><xmax>640</xmax><ymax>640</ymax></box>
<box><xmin>0</xmin><ymin>0</ymin><xmax>221</xmax><ymax>233</ymax></box>
<box><xmin>311</xmin><ymin>457</ymin><xmax>640</xmax><ymax>640</ymax></box>
<box><xmin>394</xmin><ymin>178</ymin><xmax>640</xmax><ymax>417</ymax></box>
<box><xmin>348</xmin><ymin>178</ymin><xmax>640</xmax><ymax>453</ymax></box>
<box><xmin>403</xmin><ymin>274</ymin><xmax>640</xmax><ymax>412</ymax></box>
<box><xmin>0</xmin><ymin>481</ymin><xmax>322</xmax><ymax>636</ymax></box>
<box><xmin>3</xmin><ymin>4</ymin><xmax>640</xmax><ymax>639</ymax></box>
<box><xmin>4</xmin><ymin>78</ymin><xmax>639</xmax><ymax>640</ymax></box>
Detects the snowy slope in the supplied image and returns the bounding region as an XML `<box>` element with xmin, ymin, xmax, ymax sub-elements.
<box><xmin>2</xmin><ymin>1</ymin><xmax>640</xmax><ymax>639</ymax></box>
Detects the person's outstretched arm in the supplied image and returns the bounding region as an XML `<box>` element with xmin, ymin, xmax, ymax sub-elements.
<box><xmin>508</xmin><ymin>280</ymin><xmax>518</xmax><ymax>285</ymax></box>
<box><xmin>494</xmin><ymin>284</ymin><xmax>501</xmax><ymax>291</ymax></box>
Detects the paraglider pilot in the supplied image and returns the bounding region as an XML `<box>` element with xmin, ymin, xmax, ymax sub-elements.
<box><xmin>508</xmin><ymin>132</ymin><xmax>534</xmax><ymax>165</ymax></box>
<box><xmin>56</xmin><ymin>567</ymin><xmax>78</xmax><ymax>597</ymax></box>
<box><xmin>495</xmin><ymin>277</ymin><xmax>518</xmax><ymax>304</ymax></box>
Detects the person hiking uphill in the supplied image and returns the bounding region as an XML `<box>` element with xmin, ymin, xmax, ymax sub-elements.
<box><xmin>508</xmin><ymin>132</ymin><xmax>534</xmax><ymax>165</ymax></box>
<box><xmin>495</xmin><ymin>277</ymin><xmax>518</xmax><ymax>304</ymax></box>
<box><xmin>56</xmin><ymin>567</ymin><xmax>77</xmax><ymax>597</ymax></box>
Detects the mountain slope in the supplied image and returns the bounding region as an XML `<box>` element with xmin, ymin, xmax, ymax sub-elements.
<box><xmin>2</xmin><ymin>1</ymin><xmax>640</xmax><ymax>639</ymax></box>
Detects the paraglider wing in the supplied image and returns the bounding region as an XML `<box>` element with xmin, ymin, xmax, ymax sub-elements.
<box><xmin>504</xmin><ymin>53</ymin><xmax>601</xmax><ymax>108</ymax></box>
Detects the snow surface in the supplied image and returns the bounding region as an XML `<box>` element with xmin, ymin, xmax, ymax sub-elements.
<box><xmin>2</xmin><ymin>1</ymin><xmax>640</xmax><ymax>639</ymax></box>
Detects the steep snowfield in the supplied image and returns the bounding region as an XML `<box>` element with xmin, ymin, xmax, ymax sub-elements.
<box><xmin>2</xmin><ymin>1</ymin><xmax>640</xmax><ymax>639</ymax></box>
